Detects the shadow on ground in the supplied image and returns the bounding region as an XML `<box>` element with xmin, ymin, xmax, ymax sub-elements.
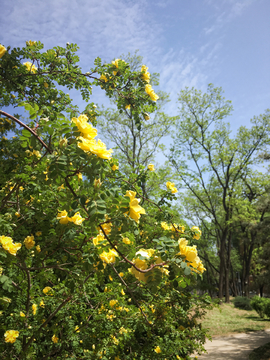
<box><xmin>198</xmin><ymin>330</ymin><xmax>270</xmax><ymax>360</ymax></box>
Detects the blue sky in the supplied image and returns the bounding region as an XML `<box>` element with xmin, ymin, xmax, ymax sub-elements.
<box><xmin>1</xmin><ymin>0</ymin><xmax>269</xmax><ymax>133</ymax></box>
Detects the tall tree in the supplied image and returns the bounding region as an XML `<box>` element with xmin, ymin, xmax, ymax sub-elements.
<box><xmin>168</xmin><ymin>84</ymin><xmax>270</xmax><ymax>302</ymax></box>
<box><xmin>97</xmin><ymin>52</ymin><xmax>177</xmax><ymax>198</ymax></box>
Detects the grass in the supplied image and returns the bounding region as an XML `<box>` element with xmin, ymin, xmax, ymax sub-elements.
<box><xmin>200</xmin><ymin>302</ymin><xmax>270</xmax><ymax>337</ymax></box>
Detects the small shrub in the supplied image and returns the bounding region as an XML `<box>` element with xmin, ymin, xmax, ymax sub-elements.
<box><xmin>264</xmin><ymin>300</ymin><xmax>270</xmax><ymax>318</ymax></box>
<box><xmin>250</xmin><ymin>296</ymin><xmax>268</xmax><ymax>318</ymax></box>
<box><xmin>233</xmin><ymin>296</ymin><xmax>252</xmax><ymax>311</ymax></box>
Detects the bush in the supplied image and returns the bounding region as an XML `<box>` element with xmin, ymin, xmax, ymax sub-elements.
<box><xmin>233</xmin><ymin>296</ymin><xmax>252</xmax><ymax>311</ymax></box>
<box><xmin>250</xmin><ymin>296</ymin><xmax>269</xmax><ymax>318</ymax></box>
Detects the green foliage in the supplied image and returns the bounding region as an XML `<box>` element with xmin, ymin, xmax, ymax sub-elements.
<box><xmin>233</xmin><ymin>296</ymin><xmax>252</xmax><ymax>311</ymax></box>
<box><xmin>0</xmin><ymin>41</ymin><xmax>211</xmax><ymax>359</ymax></box>
<box><xmin>250</xmin><ymin>296</ymin><xmax>270</xmax><ymax>318</ymax></box>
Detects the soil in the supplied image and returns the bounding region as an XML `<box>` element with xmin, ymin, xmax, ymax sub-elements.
<box><xmin>198</xmin><ymin>329</ymin><xmax>270</xmax><ymax>360</ymax></box>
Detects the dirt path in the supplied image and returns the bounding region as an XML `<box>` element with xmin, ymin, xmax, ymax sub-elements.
<box><xmin>198</xmin><ymin>329</ymin><xmax>270</xmax><ymax>360</ymax></box>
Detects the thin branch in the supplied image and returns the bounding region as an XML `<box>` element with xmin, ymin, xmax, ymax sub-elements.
<box><xmin>0</xmin><ymin>110</ymin><xmax>52</xmax><ymax>153</ymax></box>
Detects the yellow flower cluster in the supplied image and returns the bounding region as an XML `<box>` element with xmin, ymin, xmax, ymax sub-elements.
<box><xmin>25</xmin><ymin>149</ymin><xmax>42</xmax><ymax>158</ymax></box>
<box><xmin>0</xmin><ymin>44</ymin><xmax>7</xmax><ymax>59</ymax></box>
<box><xmin>4</xmin><ymin>330</ymin><xmax>19</xmax><ymax>344</ymax></box>
<box><xmin>73</xmin><ymin>114</ymin><xmax>113</xmax><ymax>160</ymax></box>
<box><xmin>43</xmin><ymin>286</ymin><xmax>53</xmax><ymax>295</ymax></box>
<box><xmin>23</xmin><ymin>62</ymin><xmax>37</xmax><ymax>73</ymax></box>
<box><xmin>145</xmin><ymin>84</ymin><xmax>159</xmax><ymax>102</ymax></box>
<box><xmin>166</xmin><ymin>181</ymin><xmax>178</xmax><ymax>194</ymax></box>
<box><xmin>178</xmin><ymin>238</ymin><xmax>205</xmax><ymax>273</ymax></box>
<box><xmin>191</xmin><ymin>226</ymin><xmax>202</xmax><ymax>240</ymax></box>
<box><xmin>141</xmin><ymin>65</ymin><xmax>150</xmax><ymax>83</ymax></box>
<box><xmin>57</xmin><ymin>210</ymin><xmax>85</xmax><ymax>225</ymax></box>
<box><xmin>111</xmin><ymin>58</ymin><xmax>125</xmax><ymax>75</ymax></box>
<box><xmin>125</xmin><ymin>190</ymin><xmax>146</xmax><ymax>223</ymax></box>
<box><xmin>52</xmin><ymin>334</ymin><xmax>58</xmax><ymax>343</ymax></box>
<box><xmin>99</xmin><ymin>249</ymin><xmax>118</xmax><ymax>265</ymax></box>
<box><xmin>26</xmin><ymin>40</ymin><xmax>36</xmax><ymax>46</ymax></box>
<box><xmin>154</xmin><ymin>346</ymin><xmax>161</xmax><ymax>353</ymax></box>
<box><xmin>24</xmin><ymin>235</ymin><xmax>35</xmax><ymax>249</ymax></box>
<box><xmin>129</xmin><ymin>249</ymin><xmax>169</xmax><ymax>282</ymax></box>
<box><xmin>161</xmin><ymin>222</ymin><xmax>185</xmax><ymax>233</ymax></box>
<box><xmin>148</xmin><ymin>164</ymin><xmax>155</xmax><ymax>171</ymax></box>
<box><xmin>32</xmin><ymin>303</ymin><xmax>37</xmax><ymax>315</ymax></box>
<box><xmin>122</xmin><ymin>237</ymin><xmax>131</xmax><ymax>245</ymax></box>
<box><xmin>111</xmin><ymin>164</ymin><xmax>118</xmax><ymax>171</ymax></box>
<box><xmin>0</xmin><ymin>235</ymin><xmax>21</xmax><ymax>256</ymax></box>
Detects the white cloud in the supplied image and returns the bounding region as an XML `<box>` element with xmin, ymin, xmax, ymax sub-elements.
<box><xmin>0</xmin><ymin>0</ymin><xmax>162</xmax><ymax>62</ymax></box>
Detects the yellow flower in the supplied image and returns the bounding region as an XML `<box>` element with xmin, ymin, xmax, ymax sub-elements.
<box><xmin>111</xmin><ymin>335</ymin><xmax>119</xmax><ymax>345</ymax></box>
<box><xmin>122</xmin><ymin>237</ymin><xmax>131</xmax><ymax>245</ymax></box>
<box><xmin>109</xmin><ymin>275</ymin><xmax>113</xmax><ymax>281</ymax></box>
<box><xmin>119</xmin><ymin>272</ymin><xmax>124</xmax><ymax>277</ymax></box>
<box><xmin>161</xmin><ymin>222</ymin><xmax>169</xmax><ymax>230</ymax></box>
<box><xmin>59</xmin><ymin>137</ymin><xmax>68</xmax><ymax>147</ymax></box>
<box><xmin>77</xmin><ymin>172</ymin><xmax>83</xmax><ymax>181</ymax></box>
<box><xmin>77</xmin><ymin>137</ymin><xmax>113</xmax><ymax>160</ymax></box>
<box><xmin>191</xmin><ymin>226</ymin><xmax>202</xmax><ymax>240</ymax></box>
<box><xmin>69</xmin><ymin>212</ymin><xmax>85</xmax><ymax>225</ymax></box>
<box><xmin>154</xmin><ymin>346</ymin><xmax>161</xmax><ymax>353</ymax></box>
<box><xmin>145</xmin><ymin>84</ymin><xmax>159</xmax><ymax>102</ymax></box>
<box><xmin>93</xmin><ymin>233</ymin><xmax>106</xmax><ymax>246</ymax></box>
<box><xmin>111</xmin><ymin>59</ymin><xmax>121</xmax><ymax>68</ymax></box>
<box><xmin>99</xmin><ymin>249</ymin><xmax>118</xmax><ymax>264</ymax></box>
<box><xmin>36</xmin><ymin>231</ymin><xmax>42</xmax><ymax>237</ymax></box>
<box><xmin>75</xmin><ymin>325</ymin><xmax>80</xmax><ymax>333</ymax></box>
<box><xmin>125</xmin><ymin>104</ymin><xmax>131</xmax><ymax>109</ymax></box>
<box><xmin>57</xmin><ymin>210</ymin><xmax>69</xmax><ymax>224</ymax></box>
<box><xmin>52</xmin><ymin>334</ymin><xmax>58</xmax><ymax>343</ymax></box>
<box><xmin>36</xmin><ymin>245</ymin><xmax>41</xmax><ymax>253</ymax></box>
<box><xmin>125</xmin><ymin>190</ymin><xmax>146</xmax><ymax>223</ymax></box>
<box><xmin>166</xmin><ymin>181</ymin><xmax>178</xmax><ymax>194</ymax></box>
<box><xmin>130</xmin><ymin>249</ymin><xmax>169</xmax><ymax>281</ymax></box>
<box><xmin>15</xmin><ymin>212</ymin><xmax>20</xmax><ymax>218</ymax></box>
<box><xmin>24</xmin><ymin>235</ymin><xmax>35</xmax><ymax>250</ymax></box>
<box><xmin>0</xmin><ymin>44</ymin><xmax>7</xmax><ymax>58</ymax></box>
<box><xmin>32</xmin><ymin>303</ymin><xmax>37</xmax><ymax>315</ymax></box>
<box><xmin>4</xmin><ymin>330</ymin><xmax>19</xmax><ymax>343</ymax></box>
<box><xmin>43</xmin><ymin>286</ymin><xmax>53</xmax><ymax>295</ymax></box>
<box><xmin>148</xmin><ymin>164</ymin><xmax>155</xmax><ymax>171</ymax></box>
<box><xmin>40</xmin><ymin>300</ymin><xmax>45</xmax><ymax>307</ymax></box>
<box><xmin>100</xmin><ymin>74</ymin><xmax>108</xmax><ymax>82</ymax></box>
<box><xmin>26</xmin><ymin>40</ymin><xmax>36</xmax><ymax>46</ymax></box>
<box><xmin>111</xmin><ymin>164</ymin><xmax>119</xmax><ymax>171</ymax></box>
<box><xmin>44</xmin><ymin>82</ymin><xmax>49</xmax><ymax>88</ymax></box>
<box><xmin>94</xmin><ymin>178</ymin><xmax>102</xmax><ymax>188</ymax></box>
<box><xmin>109</xmin><ymin>299</ymin><xmax>118</xmax><ymax>307</ymax></box>
<box><xmin>144</xmin><ymin>112</ymin><xmax>150</xmax><ymax>120</ymax></box>
<box><xmin>141</xmin><ymin>65</ymin><xmax>150</xmax><ymax>83</ymax></box>
<box><xmin>20</xmin><ymin>311</ymin><xmax>25</xmax><ymax>317</ymax></box>
<box><xmin>32</xmin><ymin>150</ymin><xmax>41</xmax><ymax>158</ymax></box>
<box><xmin>72</xmin><ymin>114</ymin><xmax>97</xmax><ymax>140</ymax></box>
<box><xmin>0</xmin><ymin>235</ymin><xmax>22</xmax><ymax>256</ymax></box>
<box><xmin>121</xmin><ymin>289</ymin><xmax>125</xmax><ymax>296</ymax></box>
<box><xmin>23</xmin><ymin>62</ymin><xmax>37</xmax><ymax>73</ymax></box>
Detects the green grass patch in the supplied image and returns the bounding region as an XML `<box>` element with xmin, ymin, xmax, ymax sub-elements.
<box><xmin>200</xmin><ymin>302</ymin><xmax>270</xmax><ymax>337</ymax></box>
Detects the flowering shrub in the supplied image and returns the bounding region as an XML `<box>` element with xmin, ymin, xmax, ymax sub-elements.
<box><xmin>0</xmin><ymin>41</ymin><xmax>211</xmax><ymax>359</ymax></box>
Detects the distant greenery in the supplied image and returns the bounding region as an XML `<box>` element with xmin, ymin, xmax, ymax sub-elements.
<box><xmin>233</xmin><ymin>296</ymin><xmax>252</xmax><ymax>311</ymax></box>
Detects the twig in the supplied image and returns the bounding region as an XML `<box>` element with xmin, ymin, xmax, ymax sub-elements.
<box><xmin>0</xmin><ymin>110</ymin><xmax>52</xmax><ymax>153</ymax></box>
